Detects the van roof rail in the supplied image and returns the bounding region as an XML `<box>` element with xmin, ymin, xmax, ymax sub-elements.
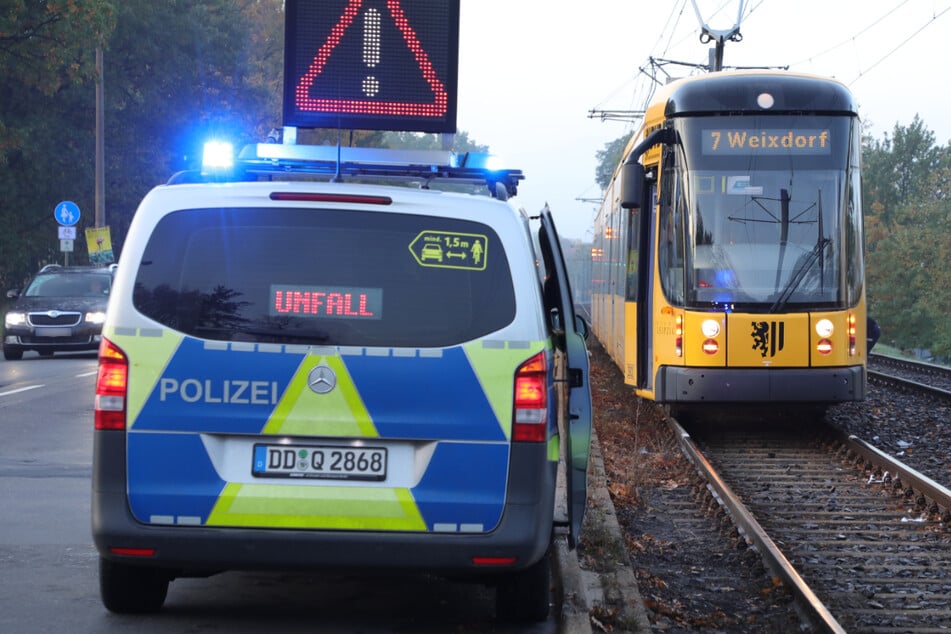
<box><xmin>168</xmin><ymin>144</ymin><xmax>524</xmax><ymax>201</ymax></box>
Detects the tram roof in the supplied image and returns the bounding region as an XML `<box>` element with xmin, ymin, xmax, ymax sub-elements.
<box><xmin>654</xmin><ymin>70</ymin><xmax>858</xmax><ymax>118</ymax></box>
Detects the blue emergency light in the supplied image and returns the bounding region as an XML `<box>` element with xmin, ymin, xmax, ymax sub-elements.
<box><xmin>201</xmin><ymin>141</ymin><xmax>235</xmax><ymax>175</ymax></box>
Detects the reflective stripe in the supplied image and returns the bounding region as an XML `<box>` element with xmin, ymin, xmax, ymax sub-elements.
<box><xmin>463</xmin><ymin>339</ymin><xmax>548</xmax><ymax>440</ymax></box>
<box><xmin>206</xmin><ymin>483</ymin><xmax>426</xmax><ymax>530</ymax></box>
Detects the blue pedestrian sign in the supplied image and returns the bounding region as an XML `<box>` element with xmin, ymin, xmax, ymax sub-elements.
<box><xmin>54</xmin><ymin>200</ymin><xmax>80</xmax><ymax>226</ymax></box>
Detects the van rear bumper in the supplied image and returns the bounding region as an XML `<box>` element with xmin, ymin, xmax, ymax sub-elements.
<box><xmin>92</xmin><ymin>432</ymin><xmax>555</xmax><ymax>575</ymax></box>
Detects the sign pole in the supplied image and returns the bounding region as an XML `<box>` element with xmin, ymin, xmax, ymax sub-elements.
<box><xmin>95</xmin><ymin>47</ymin><xmax>105</xmax><ymax>228</ymax></box>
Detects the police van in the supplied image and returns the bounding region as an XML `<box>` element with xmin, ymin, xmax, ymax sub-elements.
<box><xmin>91</xmin><ymin>143</ymin><xmax>592</xmax><ymax>623</ymax></box>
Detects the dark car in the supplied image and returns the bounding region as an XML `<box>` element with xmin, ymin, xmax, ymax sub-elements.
<box><xmin>3</xmin><ymin>264</ymin><xmax>115</xmax><ymax>360</ymax></box>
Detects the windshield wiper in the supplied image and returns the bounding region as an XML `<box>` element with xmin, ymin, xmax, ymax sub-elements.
<box><xmin>769</xmin><ymin>238</ymin><xmax>829</xmax><ymax>313</ymax></box>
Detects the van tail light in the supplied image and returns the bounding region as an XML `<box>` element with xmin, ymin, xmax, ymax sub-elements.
<box><xmin>513</xmin><ymin>352</ymin><xmax>548</xmax><ymax>443</ymax></box>
<box><xmin>95</xmin><ymin>338</ymin><xmax>128</xmax><ymax>430</ymax></box>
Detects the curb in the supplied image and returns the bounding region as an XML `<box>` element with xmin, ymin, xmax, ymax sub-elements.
<box><xmin>563</xmin><ymin>431</ymin><xmax>652</xmax><ymax>633</ymax></box>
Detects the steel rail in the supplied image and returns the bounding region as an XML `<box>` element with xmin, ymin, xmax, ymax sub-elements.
<box><xmin>830</xmin><ymin>427</ymin><xmax>951</xmax><ymax>516</ymax></box>
<box><xmin>867</xmin><ymin>369</ymin><xmax>951</xmax><ymax>399</ymax></box>
<box><xmin>665</xmin><ymin>416</ymin><xmax>847</xmax><ymax>634</ymax></box>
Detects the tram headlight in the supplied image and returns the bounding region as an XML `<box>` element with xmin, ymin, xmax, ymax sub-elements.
<box><xmin>815</xmin><ymin>319</ymin><xmax>834</xmax><ymax>338</ymax></box>
<box><xmin>701</xmin><ymin>319</ymin><xmax>721</xmax><ymax>338</ymax></box>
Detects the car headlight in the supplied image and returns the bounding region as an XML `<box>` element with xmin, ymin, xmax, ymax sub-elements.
<box><xmin>85</xmin><ymin>311</ymin><xmax>107</xmax><ymax>325</ymax></box>
<box><xmin>4</xmin><ymin>312</ymin><xmax>26</xmax><ymax>327</ymax></box>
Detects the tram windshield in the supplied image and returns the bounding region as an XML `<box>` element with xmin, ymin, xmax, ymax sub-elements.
<box><xmin>672</xmin><ymin>115</ymin><xmax>860</xmax><ymax>312</ymax></box>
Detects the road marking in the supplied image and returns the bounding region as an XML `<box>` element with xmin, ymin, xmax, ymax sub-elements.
<box><xmin>76</xmin><ymin>371</ymin><xmax>98</xmax><ymax>378</ymax></box>
<box><xmin>0</xmin><ymin>385</ymin><xmax>45</xmax><ymax>397</ymax></box>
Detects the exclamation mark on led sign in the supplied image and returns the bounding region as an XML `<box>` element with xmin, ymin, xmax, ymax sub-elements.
<box><xmin>362</xmin><ymin>8</ymin><xmax>381</xmax><ymax>96</ymax></box>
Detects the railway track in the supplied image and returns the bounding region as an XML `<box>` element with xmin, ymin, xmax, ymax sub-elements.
<box><xmin>868</xmin><ymin>353</ymin><xmax>951</xmax><ymax>398</ymax></box>
<box><xmin>678</xmin><ymin>417</ymin><xmax>951</xmax><ymax>633</ymax></box>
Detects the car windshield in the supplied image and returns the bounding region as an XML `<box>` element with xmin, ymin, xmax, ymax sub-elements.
<box><xmin>25</xmin><ymin>273</ymin><xmax>111</xmax><ymax>298</ymax></box>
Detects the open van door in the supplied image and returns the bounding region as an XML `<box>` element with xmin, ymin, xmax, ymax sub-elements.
<box><xmin>538</xmin><ymin>205</ymin><xmax>592</xmax><ymax>548</ymax></box>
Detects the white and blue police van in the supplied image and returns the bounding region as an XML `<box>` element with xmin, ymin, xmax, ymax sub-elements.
<box><xmin>91</xmin><ymin>142</ymin><xmax>592</xmax><ymax>623</ymax></box>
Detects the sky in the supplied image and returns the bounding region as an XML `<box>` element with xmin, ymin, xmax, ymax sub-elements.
<box><xmin>455</xmin><ymin>0</ymin><xmax>951</xmax><ymax>240</ymax></box>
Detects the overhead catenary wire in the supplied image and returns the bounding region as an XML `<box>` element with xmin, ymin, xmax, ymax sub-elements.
<box><xmin>847</xmin><ymin>4</ymin><xmax>951</xmax><ymax>86</ymax></box>
<box><xmin>789</xmin><ymin>0</ymin><xmax>912</xmax><ymax>67</ymax></box>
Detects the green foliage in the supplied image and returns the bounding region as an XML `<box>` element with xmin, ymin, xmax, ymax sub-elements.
<box><xmin>0</xmin><ymin>1</ymin><xmax>116</xmax><ymax>162</ymax></box>
<box><xmin>102</xmin><ymin>0</ymin><xmax>286</xmax><ymax>251</ymax></box>
<box><xmin>0</xmin><ymin>1</ymin><xmax>116</xmax><ymax>287</ymax></box>
<box><xmin>863</xmin><ymin>117</ymin><xmax>951</xmax><ymax>358</ymax></box>
<box><xmin>594</xmin><ymin>133</ymin><xmax>631</xmax><ymax>189</ymax></box>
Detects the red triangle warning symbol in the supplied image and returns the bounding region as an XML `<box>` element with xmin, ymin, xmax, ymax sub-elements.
<box><xmin>294</xmin><ymin>0</ymin><xmax>449</xmax><ymax>118</ymax></box>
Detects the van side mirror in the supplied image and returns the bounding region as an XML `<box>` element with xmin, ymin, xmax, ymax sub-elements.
<box><xmin>620</xmin><ymin>161</ymin><xmax>645</xmax><ymax>209</ymax></box>
<box><xmin>574</xmin><ymin>315</ymin><xmax>590</xmax><ymax>341</ymax></box>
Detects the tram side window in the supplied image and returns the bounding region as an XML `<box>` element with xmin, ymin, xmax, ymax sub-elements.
<box><xmin>625</xmin><ymin>208</ymin><xmax>639</xmax><ymax>301</ymax></box>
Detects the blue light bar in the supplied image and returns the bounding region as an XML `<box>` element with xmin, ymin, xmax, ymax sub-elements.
<box><xmin>173</xmin><ymin>143</ymin><xmax>524</xmax><ymax>200</ymax></box>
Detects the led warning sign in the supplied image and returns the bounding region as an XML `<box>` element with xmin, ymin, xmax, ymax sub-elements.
<box><xmin>284</xmin><ymin>0</ymin><xmax>460</xmax><ymax>132</ymax></box>
<box><xmin>271</xmin><ymin>285</ymin><xmax>383</xmax><ymax>320</ymax></box>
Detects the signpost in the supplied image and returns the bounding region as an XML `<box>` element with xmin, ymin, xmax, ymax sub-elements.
<box><xmin>54</xmin><ymin>201</ymin><xmax>80</xmax><ymax>227</ymax></box>
<box><xmin>54</xmin><ymin>201</ymin><xmax>80</xmax><ymax>265</ymax></box>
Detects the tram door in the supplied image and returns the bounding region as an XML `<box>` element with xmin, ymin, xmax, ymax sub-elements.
<box><xmin>637</xmin><ymin>181</ymin><xmax>658</xmax><ymax>391</ymax></box>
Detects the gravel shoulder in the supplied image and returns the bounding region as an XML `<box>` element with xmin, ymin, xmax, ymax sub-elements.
<box><xmin>576</xmin><ymin>343</ymin><xmax>802</xmax><ymax>632</ymax></box>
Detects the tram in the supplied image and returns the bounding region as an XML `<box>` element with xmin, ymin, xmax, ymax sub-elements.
<box><xmin>592</xmin><ymin>71</ymin><xmax>867</xmax><ymax>406</ymax></box>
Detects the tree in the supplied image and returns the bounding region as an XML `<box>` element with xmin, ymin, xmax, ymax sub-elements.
<box><xmin>862</xmin><ymin>115</ymin><xmax>942</xmax><ymax>227</ymax></box>
<box><xmin>100</xmin><ymin>0</ymin><xmax>286</xmax><ymax>254</ymax></box>
<box><xmin>0</xmin><ymin>0</ymin><xmax>116</xmax><ymax>163</ymax></box>
<box><xmin>594</xmin><ymin>133</ymin><xmax>631</xmax><ymax>190</ymax></box>
<box><xmin>862</xmin><ymin>118</ymin><xmax>951</xmax><ymax>357</ymax></box>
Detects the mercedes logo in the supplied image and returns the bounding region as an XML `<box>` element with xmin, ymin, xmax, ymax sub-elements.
<box><xmin>307</xmin><ymin>364</ymin><xmax>337</xmax><ymax>395</ymax></box>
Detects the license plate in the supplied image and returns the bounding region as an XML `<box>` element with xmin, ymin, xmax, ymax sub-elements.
<box><xmin>36</xmin><ymin>328</ymin><xmax>72</xmax><ymax>337</ymax></box>
<box><xmin>252</xmin><ymin>444</ymin><xmax>387</xmax><ymax>481</ymax></box>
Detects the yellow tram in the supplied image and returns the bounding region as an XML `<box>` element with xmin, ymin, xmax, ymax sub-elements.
<box><xmin>592</xmin><ymin>71</ymin><xmax>867</xmax><ymax>405</ymax></box>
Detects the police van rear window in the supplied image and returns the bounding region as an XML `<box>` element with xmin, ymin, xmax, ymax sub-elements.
<box><xmin>133</xmin><ymin>207</ymin><xmax>516</xmax><ymax>348</ymax></box>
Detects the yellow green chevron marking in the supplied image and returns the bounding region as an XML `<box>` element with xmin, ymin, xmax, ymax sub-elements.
<box><xmin>206</xmin><ymin>483</ymin><xmax>426</xmax><ymax>530</ymax></box>
<box><xmin>463</xmin><ymin>340</ymin><xmax>547</xmax><ymax>440</ymax></box>
<box><xmin>547</xmin><ymin>434</ymin><xmax>560</xmax><ymax>462</ymax></box>
<box><xmin>104</xmin><ymin>326</ymin><xmax>183</xmax><ymax>428</ymax></box>
<box><xmin>263</xmin><ymin>354</ymin><xmax>377</xmax><ymax>437</ymax></box>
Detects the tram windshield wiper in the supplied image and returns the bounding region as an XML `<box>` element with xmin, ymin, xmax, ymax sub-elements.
<box><xmin>769</xmin><ymin>238</ymin><xmax>829</xmax><ymax>313</ymax></box>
